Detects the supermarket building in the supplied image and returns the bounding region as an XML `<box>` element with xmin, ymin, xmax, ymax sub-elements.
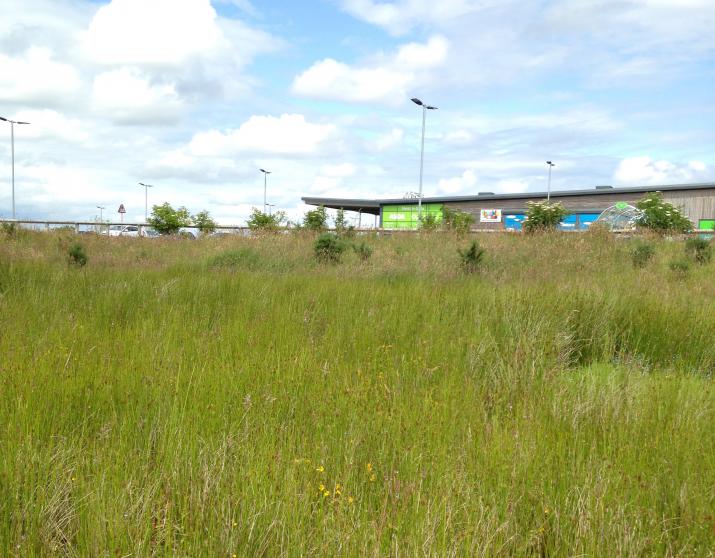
<box><xmin>302</xmin><ymin>182</ymin><xmax>715</xmax><ymax>231</ymax></box>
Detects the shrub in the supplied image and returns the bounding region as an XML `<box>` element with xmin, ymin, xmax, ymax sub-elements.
<box><xmin>419</xmin><ymin>213</ymin><xmax>439</xmax><ymax>231</ymax></box>
<box><xmin>457</xmin><ymin>241</ymin><xmax>485</xmax><ymax>273</ymax></box>
<box><xmin>668</xmin><ymin>258</ymin><xmax>690</xmax><ymax>279</ymax></box>
<box><xmin>193</xmin><ymin>210</ymin><xmax>217</xmax><ymax>235</ymax></box>
<box><xmin>522</xmin><ymin>201</ymin><xmax>568</xmax><ymax>233</ymax></box>
<box><xmin>314</xmin><ymin>233</ymin><xmax>346</xmax><ymax>263</ymax></box>
<box><xmin>685</xmin><ymin>236</ymin><xmax>712</xmax><ymax>264</ymax></box>
<box><xmin>304</xmin><ymin>206</ymin><xmax>328</xmax><ymax>231</ymax></box>
<box><xmin>635</xmin><ymin>192</ymin><xmax>692</xmax><ymax>233</ymax></box>
<box><xmin>442</xmin><ymin>207</ymin><xmax>475</xmax><ymax>233</ymax></box>
<box><xmin>207</xmin><ymin>248</ymin><xmax>260</xmax><ymax>270</ymax></box>
<box><xmin>247</xmin><ymin>208</ymin><xmax>286</xmax><ymax>232</ymax></box>
<box><xmin>148</xmin><ymin>203</ymin><xmax>193</xmax><ymax>235</ymax></box>
<box><xmin>68</xmin><ymin>243</ymin><xmax>87</xmax><ymax>267</ymax></box>
<box><xmin>352</xmin><ymin>241</ymin><xmax>373</xmax><ymax>262</ymax></box>
<box><xmin>630</xmin><ymin>240</ymin><xmax>655</xmax><ymax>268</ymax></box>
<box><xmin>1</xmin><ymin>222</ymin><xmax>17</xmax><ymax>238</ymax></box>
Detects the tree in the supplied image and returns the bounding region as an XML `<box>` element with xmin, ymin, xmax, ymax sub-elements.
<box><xmin>522</xmin><ymin>201</ymin><xmax>568</xmax><ymax>233</ymax></box>
<box><xmin>247</xmin><ymin>208</ymin><xmax>286</xmax><ymax>232</ymax></box>
<box><xmin>334</xmin><ymin>208</ymin><xmax>355</xmax><ymax>237</ymax></box>
<box><xmin>635</xmin><ymin>192</ymin><xmax>692</xmax><ymax>233</ymax></box>
<box><xmin>303</xmin><ymin>206</ymin><xmax>328</xmax><ymax>231</ymax></box>
<box><xmin>148</xmin><ymin>203</ymin><xmax>192</xmax><ymax>235</ymax></box>
<box><xmin>193</xmin><ymin>210</ymin><xmax>217</xmax><ymax>235</ymax></box>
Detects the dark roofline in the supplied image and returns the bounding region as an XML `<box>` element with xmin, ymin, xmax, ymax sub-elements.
<box><xmin>302</xmin><ymin>182</ymin><xmax>715</xmax><ymax>211</ymax></box>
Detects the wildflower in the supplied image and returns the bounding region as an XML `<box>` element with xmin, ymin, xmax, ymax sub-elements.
<box><xmin>348</xmin><ymin>496</ymin><xmax>354</xmax><ymax>504</ymax></box>
<box><xmin>323</xmin><ymin>490</ymin><xmax>330</xmax><ymax>498</ymax></box>
<box><xmin>334</xmin><ymin>483</ymin><xmax>342</xmax><ymax>496</ymax></box>
<box><xmin>318</xmin><ymin>483</ymin><xmax>325</xmax><ymax>492</ymax></box>
<box><xmin>232</xmin><ymin>521</ymin><xmax>237</xmax><ymax>527</ymax></box>
<box><xmin>543</xmin><ymin>506</ymin><xmax>550</xmax><ymax>516</ymax></box>
<box><xmin>316</xmin><ymin>465</ymin><xmax>325</xmax><ymax>473</ymax></box>
<box><xmin>369</xmin><ymin>473</ymin><xmax>376</xmax><ymax>482</ymax></box>
<box><xmin>366</xmin><ymin>463</ymin><xmax>373</xmax><ymax>473</ymax></box>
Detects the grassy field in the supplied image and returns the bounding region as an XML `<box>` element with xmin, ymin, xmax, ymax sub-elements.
<box><xmin>0</xmin><ymin>230</ymin><xmax>714</xmax><ymax>556</ymax></box>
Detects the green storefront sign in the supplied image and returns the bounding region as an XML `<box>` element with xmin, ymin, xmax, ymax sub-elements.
<box><xmin>382</xmin><ymin>204</ymin><xmax>443</xmax><ymax>229</ymax></box>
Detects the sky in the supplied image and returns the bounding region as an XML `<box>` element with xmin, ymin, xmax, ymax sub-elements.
<box><xmin>1</xmin><ymin>0</ymin><xmax>714</xmax><ymax>225</ymax></box>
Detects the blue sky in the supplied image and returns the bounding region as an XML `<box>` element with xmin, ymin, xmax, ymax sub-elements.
<box><xmin>0</xmin><ymin>0</ymin><xmax>713</xmax><ymax>225</ymax></box>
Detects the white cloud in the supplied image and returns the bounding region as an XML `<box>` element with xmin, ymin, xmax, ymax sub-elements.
<box><xmin>341</xmin><ymin>0</ymin><xmax>482</xmax><ymax>35</ymax></box>
<box><xmin>92</xmin><ymin>68</ymin><xmax>183</xmax><ymax>124</ymax></box>
<box><xmin>188</xmin><ymin>114</ymin><xmax>336</xmax><ymax>156</ymax></box>
<box><xmin>292</xmin><ymin>36</ymin><xmax>448</xmax><ymax>104</ymax></box>
<box><xmin>7</xmin><ymin>109</ymin><xmax>90</xmax><ymax>143</ymax></box>
<box><xmin>438</xmin><ymin>169</ymin><xmax>476</xmax><ymax>194</ymax></box>
<box><xmin>375</xmin><ymin>128</ymin><xmax>405</xmax><ymax>150</ymax></box>
<box><xmin>0</xmin><ymin>47</ymin><xmax>82</xmax><ymax>105</ymax></box>
<box><xmin>321</xmin><ymin>163</ymin><xmax>356</xmax><ymax>177</ymax></box>
<box><xmin>613</xmin><ymin>156</ymin><xmax>711</xmax><ymax>186</ymax></box>
<box><xmin>84</xmin><ymin>0</ymin><xmax>223</xmax><ymax>67</ymax></box>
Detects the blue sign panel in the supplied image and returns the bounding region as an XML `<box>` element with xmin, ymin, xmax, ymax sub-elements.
<box><xmin>578</xmin><ymin>213</ymin><xmax>601</xmax><ymax>230</ymax></box>
<box><xmin>504</xmin><ymin>214</ymin><xmax>525</xmax><ymax>231</ymax></box>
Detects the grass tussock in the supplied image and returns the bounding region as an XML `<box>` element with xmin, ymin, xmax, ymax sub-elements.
<box><xmin>0</xmin><ymin>230</ymin><xmax>713</xmax><ymax>556</ymax></box>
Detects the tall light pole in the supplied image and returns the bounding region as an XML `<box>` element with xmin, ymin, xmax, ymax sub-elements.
<box><xmin>410</xmin><ymin>98</ymin><xmax>438</xmax><ymax>224</ymax></box>
<box><xmin>0</xmin><ymin>116</ymin><xmax>31</xmax><ymax>219</ymax></box>
<box><xmin>546</xmin><ymin>161</ymin><xmax>555</xmax><ymax>202</ymax></box>
<box><xmin>96</xmin><ymin>205</ymin><xmax>106</xmax><ymax>222</ymax></box>
<box><xmin>259</xmin><ymin>169</ymin><xmax>271</xmax><ymax>213</ymax></box>
<box><xmin>138</xmin><ymin>182</ymin><xmax>154</xmax><ymax>221</ymax></box>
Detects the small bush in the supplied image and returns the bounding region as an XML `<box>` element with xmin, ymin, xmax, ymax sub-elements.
<box><xmin>352</xmin><ymin>241</ymin><xmax>373</xmax><ymax>262</ymax></box>
<box><xmin>668</xmin><ymin>258</ymin><xmax>690</xmax><ymax>279</ymax></box>
<box><xmin>522</xmin><ymin>201</ymin><xmax>568</xmax><ymax>233</ymax></box>
<box><xmin>635</xmin><ymin>192</ymin><xmax>692</xmax><ymax>233</ymax></box>
<box><xmin>419</xmin><ymin>213</ymin><xmax>439</xmax><ymax>231</ymax></box>
<box><xmin>458</xmin><ymin>241</ymin><xmax>485</xmax><ymax>273</ymax></box>
<box><xmin>442</xmin><ymin>207</ymin><xmax>475</xmax><ymax>233</ymax></box>
<box><xmin>304</xmin><ymin>206</ymin><xmax>328</xmax><ymax>232</ymax></box>
<box><xmin>631</xmin><ymin>240</ymin><xmax>655</xmax><ymax>268</ymax></box>
<box><xmin>314</xmin><ymin>233</ymin><xmax>346</xmax><ymax>263</ymax></box>
<box><xmin>207</xmin><ymin>248</ymin><xmax>260</xmax><ymax>270</ymax></box>
<box><xmin>685</xmin><ymin>236</ymin><xmax>712</xmax><ymax>264</ymax></box>
<box><xmin>68</xmin><ymin>243</ymin><xmax>87</xmax><ymax>267</ymax></box>
<box><xmin>1</xmin><ymin>222</ymin><xmax>17</xmax><ymax>238</ymax></box>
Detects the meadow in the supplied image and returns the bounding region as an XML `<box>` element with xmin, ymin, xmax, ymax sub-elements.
<box><xmin>0</xmin><ymin>229</ymin><xmax>713</xmax><ymax>556</ymax></box>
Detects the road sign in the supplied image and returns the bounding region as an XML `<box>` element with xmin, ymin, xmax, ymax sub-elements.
<box><xmin>118</xmin><ymin>204</ymin><xmax>126</xmax><ymax>214</ymax></box>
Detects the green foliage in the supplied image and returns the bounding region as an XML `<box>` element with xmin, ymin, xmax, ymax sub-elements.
<box><xmin>685</xmin><ymin>236</ymin><xmax>712</xmax><ymax>264</ymax></box>
<box><xmin>522</xmin><ymin>201</ymin><xmax>568</xmax><ymax>232</ymax></box>
<box><xmin>303</xmin><ymin>206</ymin><xmax>328</xmax><ymax>231</ymax></box>
<box><xmin>419</xmin><ymin>212</ymin><xmax>439</xmax><ymax>231</ymax></box>
<box><xmin>148</xmin><ymin>202</ymin><xmax>192</xmax><ymax>235</ymax></box>
<box><xmin>635</xmin><ymin>192</ymin><xmax>692</xmax><ymax>233</ymax></box>
<box><xmin>207</xmin><ymin>248</ymin><xmax>260</xmax><ymax>270</ymax></box>
<box><xmin>193</xmin><ymin>210</ymin><xmax>217</xmax><ymax>235</ymax></box>
<box><xmin>1</xmin><ymin>222</ymin><xmax>17</xmax><ymax>238</ymax></box>
<box><xmin>352</xmin><ymin>241</ymin><xmax>373</xmax><ymax>262</ymax></box>
<box><xmin>442</xmin><ymin>207</ymin><xmax>475</xmax><ymax>233</ymax></box>
<box><xmin>314</xmin><ymin>232</ymin><xmax>346</xmax><ymax>263</ymax></box>
<box><xmin>67</xmin><ymin>243</ymin><xmax>87</xmax><ymax>266</ymax></box>
<box><xmin>630</xmin><ymin>240</ymin><xmax>655</xmax><ymax>268</ymax></box>
<box><xmin>247</xmin><ymin>208</ymin><xmax>286</xmax><ymax>232</ymax></box>
<box><xmin>668</xmin><ymin>257</ymin><xmax>690</xmax><ymax>279</ymax></box>
<box><xmin>457</xmin><ymin>240</ymin><xmax>485</xmax><ymax>273</ymax></box>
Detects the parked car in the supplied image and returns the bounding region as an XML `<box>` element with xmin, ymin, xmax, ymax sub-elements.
<box><xmin>108</xmin><ymin>225</ymin><xmax>140</xmax><ymax>237</ymax></box>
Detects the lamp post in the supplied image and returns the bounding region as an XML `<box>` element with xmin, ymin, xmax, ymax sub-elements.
<box><xmin>0</xmin><ymin>116</ymin><xmax>31</xmax><ymax>219</ymax></box>
<box><xmin>138</xmin><ymin>182</ymin><xmax>154</xmax><ymax>221</ymax></box>
<box><xmin>96</xmin><ymin>205</ymin><xmax>105</xmax><ymax>222</ymax></box>
<box><xmin>546</xmin><ymin>161</ymin><xmax>555</xmax><ymax>202</ymax></box>
<box><xmin>260</xmin><ymin>169</ymin><xmax>271</xmax><ymax>214</ymax></box>
<box><xmin>410</xmin><ymin>98</ymin><xmax>438</xmax><ymax>223</ymax></box>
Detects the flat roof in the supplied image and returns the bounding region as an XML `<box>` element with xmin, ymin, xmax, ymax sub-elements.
<box><xmin>302</xmin><ymin>182</ymin><xmax>715</xmax><ymax>213</ymax></box>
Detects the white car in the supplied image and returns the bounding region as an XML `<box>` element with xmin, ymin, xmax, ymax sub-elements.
<box><xmin>108</xmin><ymin>225</ymin><xmax>140</xmax><ymax>237</ymax></box>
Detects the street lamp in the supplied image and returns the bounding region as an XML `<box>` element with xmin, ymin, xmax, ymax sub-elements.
<box><xmin>138</xmin><ymin>182</ymin><xmax>154</xmax><ymax>221</ymax></box>
<box><xmin>259</xmin><ymin>169</ymin><xmax>271</xmax><ymax>214</ymax></box>
<box><xmin>96</xmin><ymin>205</ymin><xmax>106</xmax><ymax>221</ymax></box>
<box><xmin>546</xmin><ymin>161</ymin><xmax>555</xmax><ymax>202</ymax></box>
<box><xmin>0</xmin><ymin>116</ymin><xmax>31</xmax><ymax>219</ymax></box>
<box><xmin>410</xmin><ymin>98</ymin><xmax>438</xmax><ymax>223</ymax></box>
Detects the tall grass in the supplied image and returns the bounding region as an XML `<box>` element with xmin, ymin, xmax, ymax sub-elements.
<box><xmin>0</xmin><ymin>231</ymin><xmax>713</xmax><ymax>556</ymax></box>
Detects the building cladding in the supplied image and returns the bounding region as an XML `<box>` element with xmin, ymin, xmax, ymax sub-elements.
<box><xmin>302</xmin><ymin>182</ymin><xmax>715</xmax><ymax>231</ymax></box>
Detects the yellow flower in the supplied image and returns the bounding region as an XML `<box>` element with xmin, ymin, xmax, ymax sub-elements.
<box><xmin>334</xmin><ymin>484</ymin><xmax>342</xmax><ymax>495</ymax></box>
<box><xmin>323</xmin><ymin>491</ymin><xmax>330</xmax><ymax>498</ymax></box>
<box><xmin>366</xmin><ymin>463</ymin><xmax>373</xmax><ymax>473</ymax></box>
<box><xmin>232</xmin><ymin>521</ymin><xmax>237</xmax><ymax>527</ymax></box>
<box><xmin>348</xmin><ymin>496</ymin><xmax>354</xmax><ymax>504</ymax></box>
<box><xmin>318</xmin><ymin>483</ymin><xmax>325</xmax><ymax>492</ymax></box>
<box><xmin>369</xmin><ymin>473</ymin><xmax>376</xmax><ymax>482</ymax></box>
<box><xmin>316</xmin><ymin>465</ymin><xmax>325</xmax><ymax>473</ymax></box>
<box><xmin>543</xmin><ymin>506</ymin><xmax>550</xmax><ymax>516</ymax></box>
